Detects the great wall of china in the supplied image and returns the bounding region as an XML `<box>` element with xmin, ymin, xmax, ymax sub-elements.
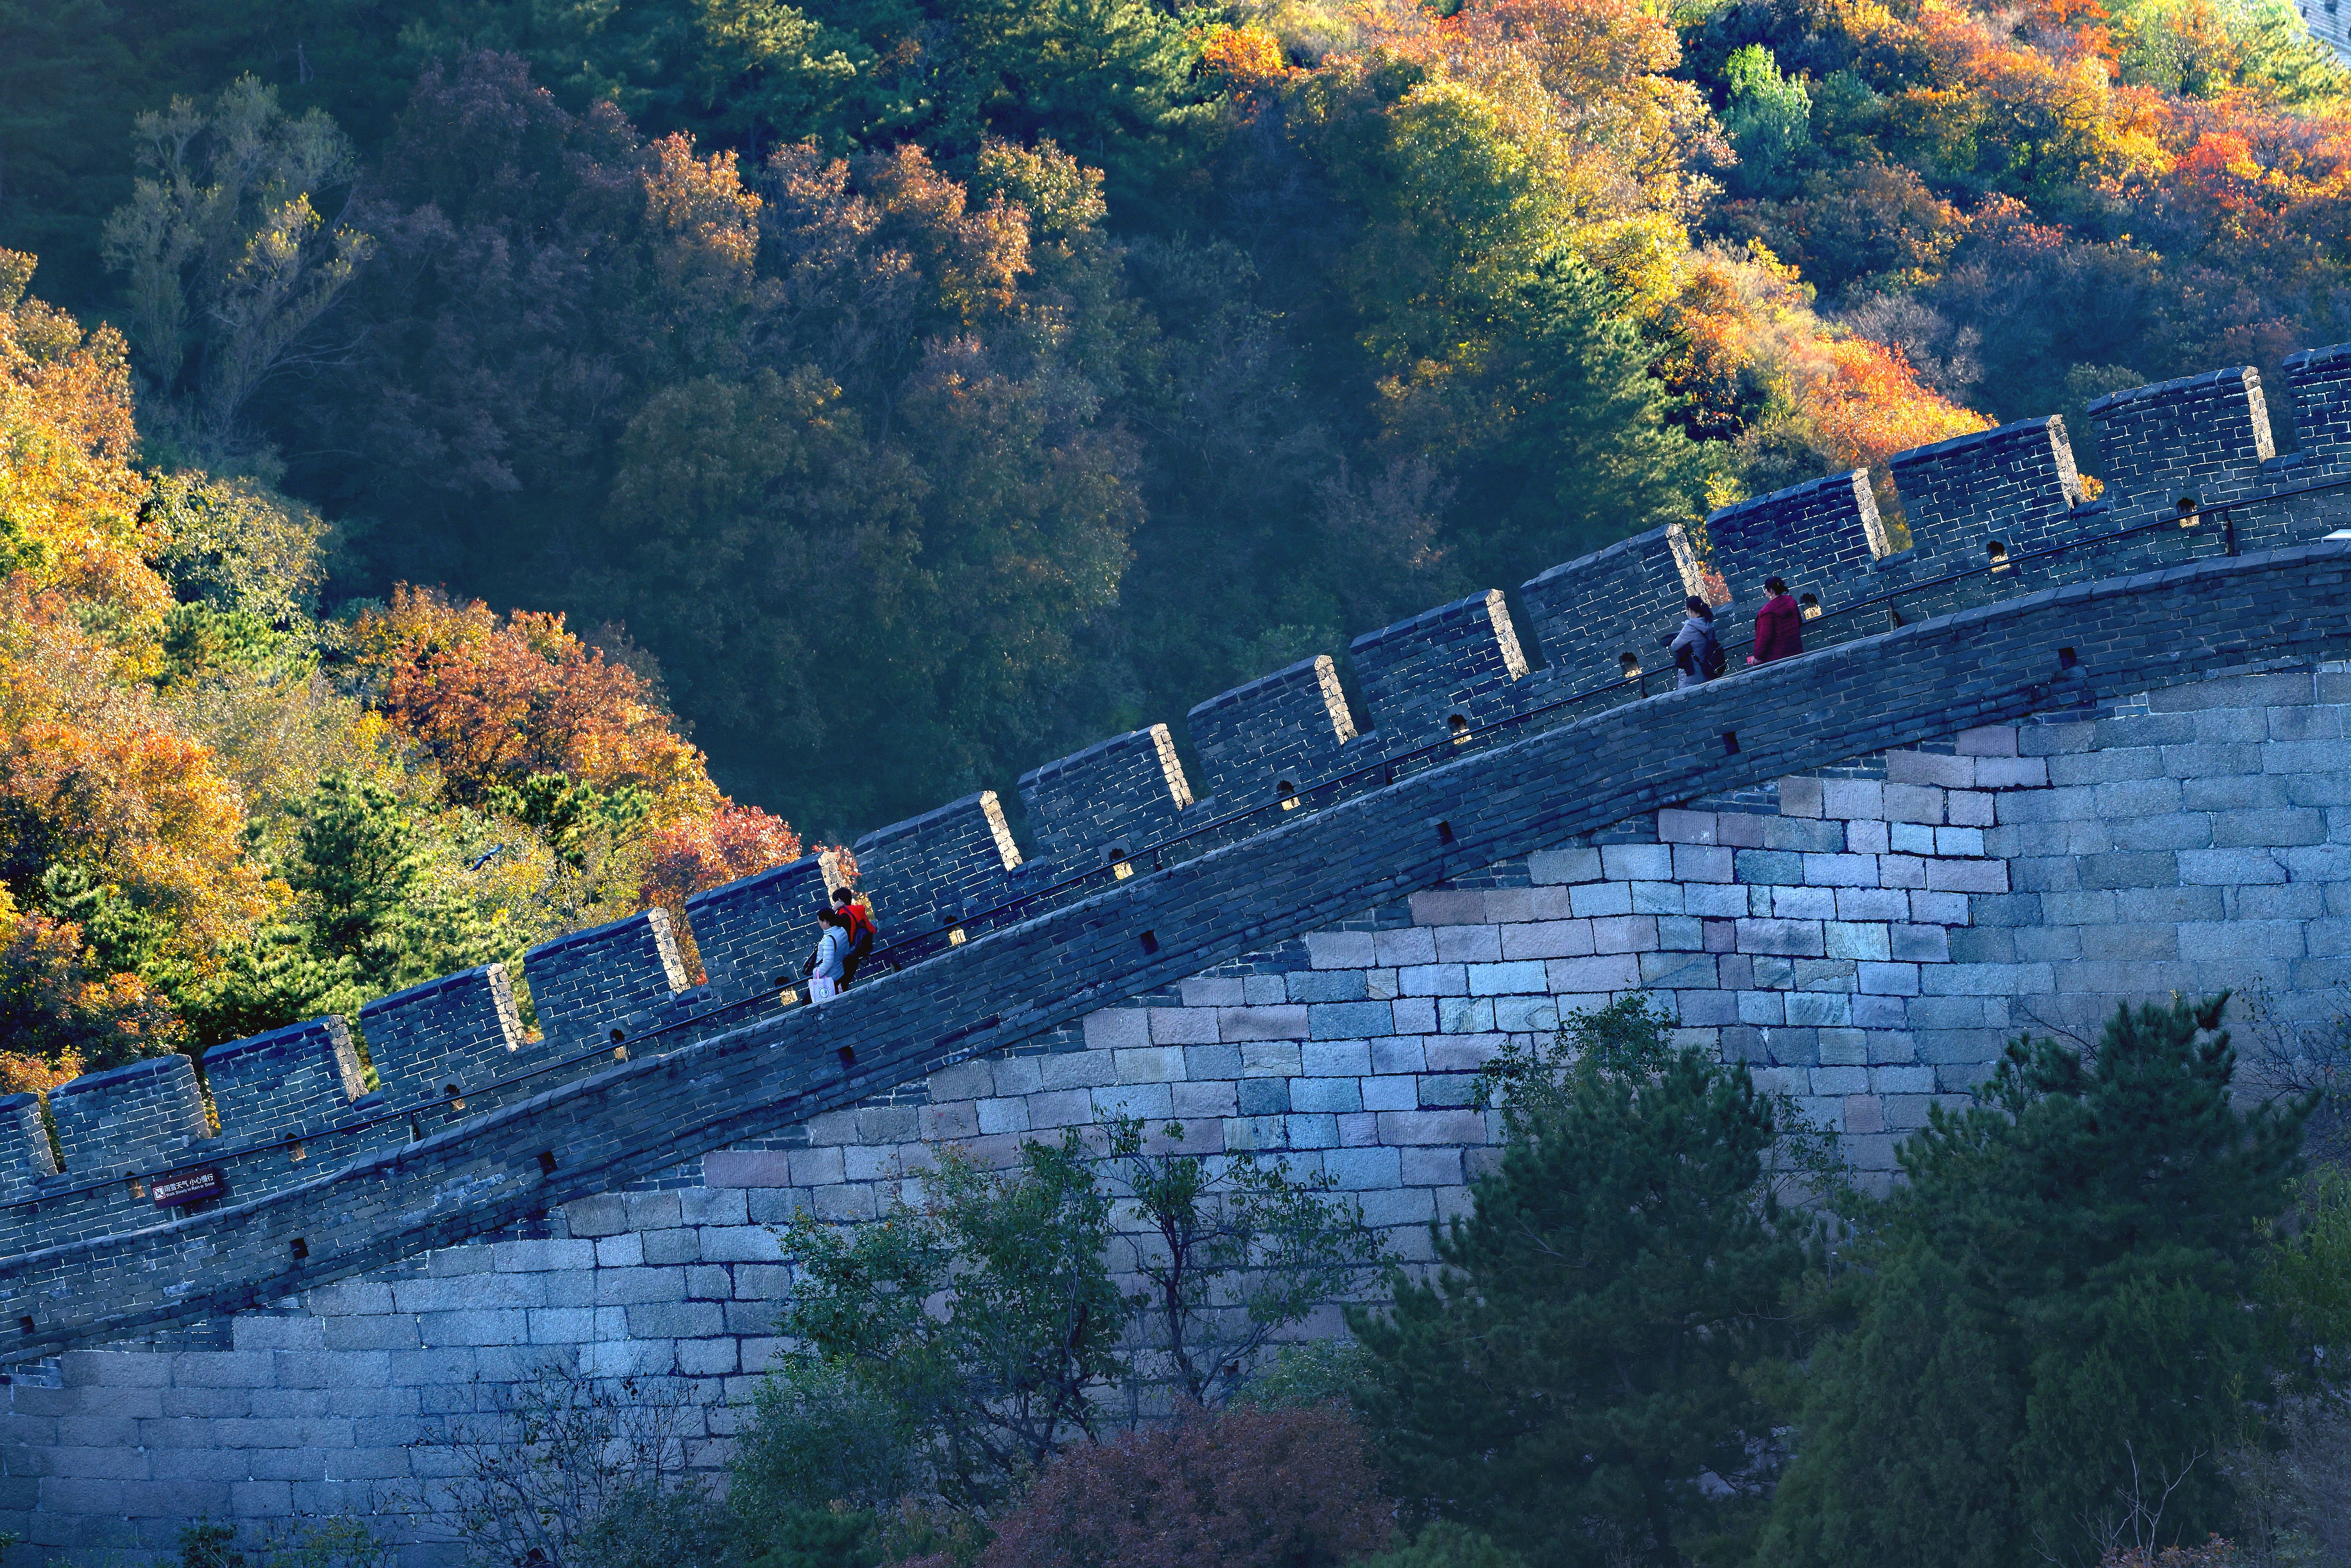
<box><xmin>10</xmin><ymin>351</ymin><xmax>2351</xmax><ymax>1558</ymax></box>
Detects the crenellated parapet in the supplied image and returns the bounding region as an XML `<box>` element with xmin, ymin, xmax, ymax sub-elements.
<box><xmin>49</xmin><ymin>1055</ymin><xmax>207</xmax><ymax>1177</ymax></box>
<box><xmin>686</xmin><ymin>852</ymin><xmax>844</xmax><ymax>999</ymax></box>
<box><xmin>0</xmin><ymin>1097</ymin><xmax>55</xmax><ymax>1205</ymax></box>
<box><xmin>2086</xmin><ymin>366</ymin><xmax>2275</xmax><ymax>524</ymax></box>
<box><xmin>1703</xmin><ymin>469</ymin><xmax>1888</xmax><ymax>610</ymax></box>
<box><xmin>359</xmin><ymin>963</ymin><xmax>527</xmax><ymax>1117</ymax></box>
<box><xmin>1519</xmin><ymin>524</ymin><xmax>1709</xmax><ymax>685</ymax></box>
<box><xmin>2284</xmin><ymin>344</ymin><xmax>2351</xmax><ymax>467</ymax></box>
<box><xmin>1350</xmin><ymin>590</ymin><xmax>1530</xmax><ymax>754</ymax></box>
<box><xmin>853</xmin><ymin>791</ymin><xmax>1024</xmax><ymax>938</ymax></box>
<box><xmin>22</xmin><ymin>339</ymin><xmax>2351</xmax><ymax>1268</ymax></box>
<box><xmin>1186</xmin><ymin>655</ymin><xmax>1361</xmax><ymax>808</ymax></box>
<box><xmin>1890</xmin><ymin>417</ymin><xmax>2085</xmax><ymax>574</ymax></box>
<box><xmin>1019</xmin><ymin>725</ymin><xmax>1197</xmax><ymax>869</ymax></box>
<box><xmin>526</xmin><ymin>908</ymin><xmax>705</xmax><ymax>1059</ymax></box>
<box><xmin>201</xmin><ymin>1016</ymin><xmax>367</xmax><ymax>1147</ymax></box>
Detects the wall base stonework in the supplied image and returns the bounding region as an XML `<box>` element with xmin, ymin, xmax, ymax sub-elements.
<box><xmin>15</xmin><ymin>666</ymin><xmax>2351</xmax><ymax>1561</ymax></box>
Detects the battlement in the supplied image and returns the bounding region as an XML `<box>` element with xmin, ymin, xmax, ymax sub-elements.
<box><xmin>2283</xmin><ymin>343</ymin><xmax>2351</xmax><ymax>483</ymax></box>
<box><xmin>686</xmin><ymin>852</ymin><xmax>843</xmax><ymax>998</ymax></box>
<box><xmin>1019</xmin><ymin>725</ymin><xmax>1196</xmax><ymax>868</ymax></box>
<box><xmin>0</xmin><ymin>1098</ymin><xmax>53</xmax><ymax>1204</ymax></box>
<box><xmin>1520</xmin><ymin>523</ymin><xmax>1709</xmax><ymax>685</ymax></box>
<box><xmin>201</xmin><ymin>1016</ymin><xmax>366</xmax><ymax>1147</ymax></box>
<box><xmin>853</xmin><ymin>791</ymin><xmax>1024</xmax><ymax>937</ymax></box>
<box><xmin>1890</xmin><ymin>417</ymin><xmax>2085</xmax><ymax>572</ymax></box>
<box><xmin>1350</xmin><ymin>590</ymin><xmax>1530</xmax><ymax>752</ymax></box>
<box><xmin>17</xmin><ymin>340</ymin><xmax>2351</xmax><ymax>1274</ymax></box>
<box><xmin>1704</xmin><ymin>469</ymin><xmax>1888</xmax><ymax>608</ymax></box>
<box><xmin>525</xmin><ymin>908</ymin><xmax>702</xmax><ymax>1058</ymax></box>
<box><xmin>2087</xmin><ymin>366</ymin><xmax>2274</xmax><ymax>523</ymax></box>
<box><xmin>359</xmin><ymin>964</ymin><xmax>526</xmax><ymax>1113</ymax></box>
<box><xmin>1186</xmin><ymin>655</ymin><xmax>1360</xmax><ymax>808</ymax></box>
<box><xmin>49</xmin><ymin>1055</ymin><xmax>207</xmax><ymax>1175</ymax></box>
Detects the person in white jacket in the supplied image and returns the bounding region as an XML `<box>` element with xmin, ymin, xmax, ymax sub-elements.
<box><xmin>808</xmin><ymin>908</ymin><xmax>850</xmax><ymax>1002</ymax></box>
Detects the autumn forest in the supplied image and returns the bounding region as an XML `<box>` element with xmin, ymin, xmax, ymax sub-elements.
<box><xmin>1</xmin><ymin>0</ymin><xmax>2346</xmax><ymax>1076</ymax></box>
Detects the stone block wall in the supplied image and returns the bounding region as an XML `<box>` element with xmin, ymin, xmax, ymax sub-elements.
<box><xmin>22</xmin><ymin>542</ymin><xmax>2351</xmax><ymax>1367</ymax></box>
<box><xmin>23</xmin><ymin>666</ymin><xmax>2351</xmax><ymax>1561</ymax></box>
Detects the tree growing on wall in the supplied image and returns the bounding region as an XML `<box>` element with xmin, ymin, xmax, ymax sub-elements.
<box><xmin>774</xmin><ymin>1130</ymin><xmax>1129</xmax><ymax>1509</ymax></box>
<box><xmin>1760</xmin><ymin>996</ymin><xmax>2310</xmax><ymax>1568</ymax></box>
<box><xmin>1351</xmin><ymin>996</ymin><xmax>1815</xmax><ymax>1567</ymax></box>
<box><xmin>1107</xmin><ymin>1113</ymin><xmax>1388</xmax><ymax>1408</ymax></box>
<box><xmin>975</xmin><ymin>1402</ymin><xmax>1396</xmax><ymax>1568</ymax></box>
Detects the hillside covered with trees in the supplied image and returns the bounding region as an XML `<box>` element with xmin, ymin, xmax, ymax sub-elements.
<box><xmin>2</xmin><ymin>0</ymin><xmax>2349</xmax><ymax>1064</ymax></box>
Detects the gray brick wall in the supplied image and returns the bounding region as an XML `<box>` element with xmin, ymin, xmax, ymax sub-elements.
<box><xmin>1186</xmin><ymin>655</ymin><xmax>1362</xmax><ymax>809</ymax></box>
<box><xmin>851</xmin><ymin>790</ymin><xmax>1024</xmax><ymax>936</ymax></box>
<box><xmin>1349</xmin><ymin>589</ymin><xmax>1530</xmax><ymax>752</ymax></box>
<box><xmin>2284</xmin><ymin>343</ymin><xmax>2351</xmax><ymax>483</ymax></box>
<box><xmin>48</xmin><ymin>1057</ymin><xmax>207</xmax><ymax>1177</ymax></box>
<box><xmin>2088</xmin><ymin>366</ymin><xmax>2275</xmax><ymax>522</ymax></box>
<box><xmin>29</xmin><ymin>341</ymin><xmax>2351</xmax><ymax>1559</ymax></box>
<box><xmin>359</xmin><ymin>965</ymin><xmax>527</xmax><ymax>1112</ymax></box>
<box><xmin>685</xmin><ymin>853</ymin><xmax>844</xmax><ymax>998</ymax></box>
<box><xmin>1890</xmin><ymin>417</ymin><xmax>2085</xmax><ymax>573</ymax></box>
<box><xmin>202</xmin><ymin>1019</ymin><xmax>366</xmax><ymax>1146</ymax></box>
<box><xmin>1702</xmin><ymin>469</ymin><xmax>1888</xmax><ymax>608</ymax></box>
<box><xmin>17</xmin><ymin>540</ymin><xmax>2351</xmax><ymax>1365</ymax></box>
<box><xmin>523</xmin><ymin>909</ymin><xmax>700</xmax><ymax>1061</ymax></box>
<box><xmin>1519</xmin><ymin>523</ymin><xmax>1707</xmax><ymax>686</ymax></box>
<box><xmin>1019</xmin><ymin>725</ymin><xmax>1197</xmax><ymax>868</ymax></box>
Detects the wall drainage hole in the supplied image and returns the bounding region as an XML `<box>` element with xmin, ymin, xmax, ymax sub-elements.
<box><xmin>289</xmin><ymin>1238</ymin><xmax>308</xmax><ymax>1261</ymax></box>
<box><xmin>1721</xmin><ymin>730</ymin><xmax>1741</xmax><ymax>755</ymax></box>
<box><xmin>2059</xmin><ymin>646</ymin><xmax>2078</xmax><ymax>669</ymax></box>
<box><xmin>16</xmin><ymin>1317</ymin><xmax>32</xmax><ymax>1336</ymax></box>
<box><xmin>837</xmin><ymin>1046</ymin><xmax>858</xmax><ymax>1069</ymax></box>
<box><xmin>1140</xmin><ymin>930</ymin><xmax>1160</xmax><ymax>955</ymax></box>
<box><xmin>537</xmin><ymin>1150</ymin><xmax>558</xmax><ymax>1174</ymax></box>
<box><xmin>1436</xmin><ymin>820</ymin><xmax>1455</xmax><ymax>845</ymax></box>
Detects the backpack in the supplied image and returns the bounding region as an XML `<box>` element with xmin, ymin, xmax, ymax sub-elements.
<box><xmin>840</xmin><ymin>901</ymin><xmax>876</xmax><ymax>958</ymax></box>
<box><xmin>1698</xmin><ymin>626</ymin><xmax>1727</xmax><ymax>681</ymax></box>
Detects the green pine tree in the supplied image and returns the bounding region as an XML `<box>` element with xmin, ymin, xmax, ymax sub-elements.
<box><xmin>286</xmin><ymin>771</ymin><xmax>491</xmax><ymax>995</ymax></box>
<box><xmin>1350</xmin><ymin>997</ymin><xmax>1811</xmax><ymax>1567</ymax></box>
<box><xmin>1760</xmin><ymin>996</ymin><xmax>2309</xmax><ymax>1568</ymax></box>
<box><xmin>178</xmin><ymin>773</ymin><xmax>499</xmax><ymax>1046</ymax></box>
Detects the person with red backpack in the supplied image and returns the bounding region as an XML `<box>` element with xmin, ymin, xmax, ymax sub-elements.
<box><xmin>832</xmin><ymin>885</ymin><xmax>878</xmax><ymax>985</ymax></box>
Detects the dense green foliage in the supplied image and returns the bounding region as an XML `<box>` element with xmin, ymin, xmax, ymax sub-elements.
<box><xmin>1351</xmin><ymin>998</ymin><xmax>1817</xmax><ymax>1567</ymax></box>
<box><xmin>6</xmin><ymin>0</ymin><xmax>2351</xmax><ymax>840</ymax></box>
<box><xmin>749</xmin><ymin>1120</ymin><xmax>1379</xmax><ymax>1545</ymax></box>
<box><xmin>1761</xmin><ymin>996</ymin><xmax>2310</xmax><ymax>1567</ymax></box>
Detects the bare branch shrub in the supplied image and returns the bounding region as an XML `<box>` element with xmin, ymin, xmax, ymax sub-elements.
<box><xmin>409</xmin><ymin>1358</ymin><xmax>720</xmax><ymax>1568</ymax></box>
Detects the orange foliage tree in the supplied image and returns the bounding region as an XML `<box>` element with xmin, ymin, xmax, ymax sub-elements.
<box><xmin>635</xmin><ymin>802</ymin><xmax>814</xmax><ymax>962</ymax></box>
<box><xmin>0</xmin><ymin>253</ymin><xmax>270</xmax><ymax>1078</ymax></box>
<box><xmin>0</xmin><ymin>893</ymin><xmax>177</xmax><ymax>1076</ymax></box>
<box><xmin>351</xmin><ymin>585</ymin><xmax>722</xmax><ymax>821</ymax></box>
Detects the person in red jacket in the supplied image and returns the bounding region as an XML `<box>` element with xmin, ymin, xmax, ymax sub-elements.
<box><xmin>832</xmin><ymin>885</ymin><xmax>878</xmax><ymax>984</ymax></box>
<box><xmin>1749</xmin><ymin>576</ymin><xmax>1803</xmax><ymax>666</ymax></box>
